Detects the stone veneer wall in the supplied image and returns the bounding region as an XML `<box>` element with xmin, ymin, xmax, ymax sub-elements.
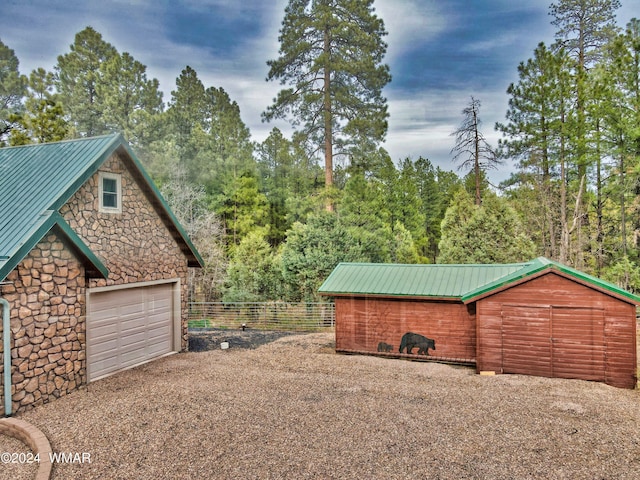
<box><xmin>0</xmin><ymin>232</ymin><xmax>85</xmax><ymax>415</ymax></box>
<box><xmin>59</xmin><ymin>151</ymin><xmax>190</xmax><ymax>349</ymax></box>
<box><xmin>0</xmin><ymin>150</ymin><xmax>192</xmax><ymax>415</ymax></box>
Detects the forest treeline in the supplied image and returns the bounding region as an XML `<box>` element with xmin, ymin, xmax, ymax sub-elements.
<box><xmin>1</xmin><ymin>0</ymin><xmax>639</xmax><ymax>300</ymax></box>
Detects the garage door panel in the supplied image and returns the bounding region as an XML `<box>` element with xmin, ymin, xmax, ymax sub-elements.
<box><xmin>88</xmin><ymin>282</ymin><xmax>175</xmax><ymax>381</ymax></box>
<box><xmin>91</xmin><ymin>338</ymin><xmax>119</xmax><ymax>356</ymax></box>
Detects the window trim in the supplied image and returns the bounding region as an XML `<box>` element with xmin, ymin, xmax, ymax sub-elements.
<box><xmin>98</xmin><ymin>171</ymin><xmax>122</xmax><ymax>214</ymax></box>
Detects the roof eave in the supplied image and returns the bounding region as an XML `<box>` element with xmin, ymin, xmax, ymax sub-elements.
<box><xmin>0</xmin><ymin>212</ymin><xmax>108</xmax><ymax>283</ymax></box>
<box><xmin>50</xmin><ymin>213</ymin><xmax>108</xmax><ymax>279</ymax></box>
<box><xmin>319</xmin><ymin>292</ymin><xmax>462</xmax><ymax>302</ymax></box>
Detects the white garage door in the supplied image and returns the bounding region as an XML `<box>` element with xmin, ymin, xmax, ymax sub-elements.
<box><xmin>87</xmin><ymin>282</ymin><xmax>175</xmax><ymax>381</ymax></box>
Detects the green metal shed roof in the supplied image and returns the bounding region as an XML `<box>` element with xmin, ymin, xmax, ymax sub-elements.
<box><xmin>318</xmin><ymin>262</ymin><xmax>529</xmax><ymax>298</ymax></box>
<box><xmin>0</xmin><ymin>134</ymin><xmax>203</xmax><ymax>281</ymax></box>
<box><xmin>460</xmin><ymin>256</ymin><xmax>640</xmax><ymax>305</ymax></box>
<box><xmin>318</xmin><ymin>257</ymin><xmax>640</xmax><ymax>305</ymax></box>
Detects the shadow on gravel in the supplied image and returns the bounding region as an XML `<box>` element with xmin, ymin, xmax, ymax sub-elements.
<box><xmin>188</xmin><ymin>328</ymin><xmax>299</xmax><ymax>352</ymax></box>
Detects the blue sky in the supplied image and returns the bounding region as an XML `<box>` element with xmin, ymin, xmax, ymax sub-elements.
<box><xmin>1</xmin><ymin>0</ymin><xmax>637</xmax><ymax>184</ymax></box>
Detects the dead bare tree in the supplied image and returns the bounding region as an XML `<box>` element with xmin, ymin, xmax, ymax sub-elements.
<box><xmin>450</xmin><ymin>97</ymin><xmax>501</xmax><ymax>205</ymax></box>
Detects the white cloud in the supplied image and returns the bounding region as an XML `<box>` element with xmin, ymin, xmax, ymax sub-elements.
<box><xmin>383</xmin><ymin>87</ymin><xmax>513</xmax><ymax>184</ymax></box>
<box><xmin>375</xmin><ymin>0</ymin><xmax>448</xmax><ymax>62</ymax></box>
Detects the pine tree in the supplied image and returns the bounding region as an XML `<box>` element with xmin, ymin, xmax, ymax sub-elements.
<box><xmin>98</xmin><ymin>51</ymin><xmax>164</xmax><ymax>147</ymax></box>
<box><xmin>549</xmin><ymin>0</ymin><xmax>622</xmax><ymax>267</ymax></box>
<box><xmin>497</xmin><ymin>43</ymin><xmax>574</xmax><ymax>260</ymax></box>
<box><xmin>9</xmin><ymin>68</ymin><xmax>69</xmax><ymax>145</ymax></box>
<box><xmin>263</xmin><ymin>0</ymin><xmax>391</xmax><ymax>208</ymax></box>
<box><xmin>339</xmin><ymin>172</ymin><xmax>392</xmax><ymax>263</ymax></box>
<box><xmin>450</xmin><ymin>97</ymin><xmax>499</xmax><ymax>205</ymax></box>
<box><xmin>280</xmin><ymin>212</ymin><xmax>367</xmax><ymax>301</ymax></box>
<box><xmin>167</xmin><ymin>66</ymin><xmax>206</xmax><ymax>154</ymax></box>
<box><xmin>438</xmin><ymin>189</ymin><xmax>536</xmax><ymax>264</ymax></box>
<box><xmin>0</xmin><ymin>39</ymin><xmax>26</xmax><ymax>144</ymax></box>
<box><xmin>55</xmin><ymin>27</ymin><xmax>117</xmax><ymax>137</ymax></box>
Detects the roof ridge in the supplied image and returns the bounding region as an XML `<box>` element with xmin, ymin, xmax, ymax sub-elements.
<box><xmin>337</xmin><ymin>261</ymin><xmax>532</xmax><ymax>268</ymax></box>
<box><xmin>0</xmin><ymin>133</ymin><xmax>119</xmax><ymax>151</ymax></box>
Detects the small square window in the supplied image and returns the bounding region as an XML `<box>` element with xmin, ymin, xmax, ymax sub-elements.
<box><xmin>99</xmin><ymin>172</ymin><xmax>122</xmax><ymax>213</ymax></box>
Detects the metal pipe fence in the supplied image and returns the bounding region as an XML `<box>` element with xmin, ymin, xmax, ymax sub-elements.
<box><xmin>188</xmin><ymin>301</ymin><xmax>335</xmax><ymax>332</ymax></box>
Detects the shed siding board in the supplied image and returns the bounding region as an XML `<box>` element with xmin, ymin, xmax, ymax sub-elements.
<box><xmin>501</xmin><ymin>305</ymin><xmax>552</xmax><ymax>377</ymax></box>
<box><xmin>335</xmin><ymin>297</ymin><xmax>475</xmax><ymax>361</ymax></box>
<box><xmin>476</xmin><ymin>272</ymin><xmax>637</xmax><ymax>388</ymax></box>
<box><xmin>603</xmin><ymin>301</ymin><xmax>636</xmax><ymax>388</ymax></box>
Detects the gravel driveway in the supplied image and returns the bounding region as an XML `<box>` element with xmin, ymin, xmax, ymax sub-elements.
<box><xmin>6</xmin><ymin>332</ymin><xmax>640</xmax><ymax>479</ymax></box>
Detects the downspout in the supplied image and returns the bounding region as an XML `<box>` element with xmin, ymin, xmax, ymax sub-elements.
<box><xmin>1</xmin><ymin>298</ymin><xmax>11</xmax><ymax>416</ymax></box>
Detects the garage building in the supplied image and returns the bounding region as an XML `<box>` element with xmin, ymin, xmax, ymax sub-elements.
<box><xmin>1</xmin><ymin>134</ymin><xmax>203</xmax><ymax>415</ymax></box>
<box><xmin>319</xmin><ymin>257</ymin><xmax>639</xmax><ymax>388</ymax></box>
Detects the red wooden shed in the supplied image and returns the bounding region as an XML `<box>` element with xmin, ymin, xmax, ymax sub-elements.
<box><xmin>319</xmin><ymin>257</ymin><xmax>639</xmax><ymax>389</ymax></box>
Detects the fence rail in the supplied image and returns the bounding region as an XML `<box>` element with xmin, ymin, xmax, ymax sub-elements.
<box><xmin>188</xmin><ymin>302</ymin><xmax>335</xmax><ymax>332</ymax></box>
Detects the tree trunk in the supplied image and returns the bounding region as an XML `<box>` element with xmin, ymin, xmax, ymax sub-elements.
<box><xmin>323</xmin><ymin>27</ymin><xmax>333</xmax><ymax>211</ymax></box>
<box><xmin>473</xmin><ymin>104</ymin><xmax>481</xmax><ymax>206</ymax></box>
<box><xmin>559</xmin><ymin>110</ymin><xmax>568</xmax><ymax>264</ymax></box>
<box><xmin>620</xmin><ymin>151</ymin><xmax>627</xmax><ymax>257</ymax></box>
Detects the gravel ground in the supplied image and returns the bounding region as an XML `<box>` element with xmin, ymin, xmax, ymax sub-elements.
<box><xmin>0</xmin><ymin>435</ymin><xmax>38</xmax><ymax>480</ymax></box>
<box><xmin>4</xmin><ymin>331</ymin><xmax>640</xmax><ymax>480</ymax></box>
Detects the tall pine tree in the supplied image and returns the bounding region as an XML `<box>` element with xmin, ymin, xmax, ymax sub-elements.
<box><xmin>263</xmin><ymin>0</ymin><xmax>391</xmax><ymax>208</ymax></box>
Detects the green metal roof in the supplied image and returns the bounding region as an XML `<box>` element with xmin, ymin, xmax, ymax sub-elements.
<box><xmin>319</xmin><ymin>257</ymin><xmax>640</xmax><ymax>305</ymax></box>
<box><xmin>318</xmin><ymin>262</ymin><xmax>529</xmax><ymax>298</ymax></box>
<box><xmin>0</xmin><ymin>134</ymin><xmax>203</xmax><ymax>281</ymax></box>
<box><xmin>461</xmin><ymin>256</ymin><xmax>640</xmax><ymax>305</ymax></box>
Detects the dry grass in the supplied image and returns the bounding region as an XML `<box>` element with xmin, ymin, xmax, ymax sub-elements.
<box><xmin>5</xmin><ymin>332</ymin><xmax>640</xmax><ymax>479</ymax></box>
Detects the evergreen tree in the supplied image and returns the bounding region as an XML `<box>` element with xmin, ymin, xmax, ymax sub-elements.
<box><xmin>201</xmin><ymin>85</ymin><xmax>255</xmax><ymax>191</ymax></box>
<box><xmin>9</xmin><ymin>68</ymin><xmax>69</xmax><ymax>145</ymax></box>
<box><xmin>216</xmin><ymin>173</ymin><xmax>269</xmax><ymax>248</ymax></box>
<box><xmin>390</xmin><ymin>221</ymin><xmax>419</xmax><ymax>264</ymax></box>
<box><xmin>413</xmin><ymin>157</ymin><xmax>440</xmax><ymax>261</ymax></box>
<box><xmin>497</xmin><ymin>43</ymin><xmax>572</xmax><ymax>259</ymax></box>
<box><xmin>339</xmin><ymin>172</ymin><xmax>392</xmax><ymax>263</ymax></box>
<box><xmin>0</xmin><ymin>39</ymin><xmax>26</xmax><ymax>144</ymax></box>
<box><xmin>55</xmin><ymin>26</ymin><xmax>117</xmax><ymax>137</ymax></box>
<box><xmin>98</xmin><ymin>51</ymin><xmax>164</xmax><ymax>147</ymax></box>
<box><xmin>224</xmin><ymin>231</ymin><xmax>283</xmax><ymax>302</ymax></box>
<box><xmin>257</xmin><ymin>128</ymin><xmax>295</xmax><ymax>246</ymax></box>
<box><xmin>280</xmin><ymin>212</ymin><xmax>367</xmax><ymax>301</ymax></box>
<box><xmin>438</xmin><ymin>189</ymin><xmax>536</xmax><ymax>264</ymax></box>
<box><xmin>395</xmin><ymin>158</ymin><xmax>427</xmax><ymax>250</ymax></box>
<box><xmin>167</xmin><ymin>66</ymin><xmax>206</xmax><ymax>150</ymax></box>
<box><xmin>264</xmin><ymin>0</ymin><xmax>391</xmax><ymax>206</ymax></box>
<box><xmin>594</xmin><ymin>19</ymin><xmax>640</xmax><ymax>272</ymax></box>
<box><xmin>257</xmin><ymin>127</ymin><xmax>324</xmax><ymax>246</ymax></box>
<box><xmin>549</xmin><ymin>0</ymin><xmax>622</xmax><ymax>267</ymax></box>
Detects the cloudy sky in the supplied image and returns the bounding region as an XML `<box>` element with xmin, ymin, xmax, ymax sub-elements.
<box><xmin>1</xmin><ymin>0</ymin><xmax>637</xmax><ymax>183</ymax></box>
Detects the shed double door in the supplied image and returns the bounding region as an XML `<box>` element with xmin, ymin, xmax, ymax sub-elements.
<box><xmin>501</xmin><ymin>305</ymin><xmax>605</xmax><ymax>381</ymax></box>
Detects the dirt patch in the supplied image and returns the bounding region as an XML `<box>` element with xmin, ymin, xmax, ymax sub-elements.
<box><xmin>188</xmin><ymin>328</ymin><xmax>298</xmax><ymax>351</ymax></box>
